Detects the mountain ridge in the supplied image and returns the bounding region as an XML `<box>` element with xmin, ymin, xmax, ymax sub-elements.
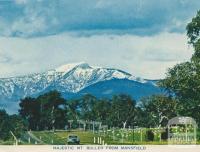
<box><xmin>0</xmin><ymin>62</ymin><xmax>162</xmax><ymax>114</ymax></box>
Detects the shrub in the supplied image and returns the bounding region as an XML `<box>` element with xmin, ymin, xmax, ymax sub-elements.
<box><xmin>146</xmin><ymin>130</ymin><xmax>154</xmax><ymax>141</ymax></box>
<box><xmin>161</xmin><ymin>129</ymin><xmax>168</xmax><ymax>140</ymax></box>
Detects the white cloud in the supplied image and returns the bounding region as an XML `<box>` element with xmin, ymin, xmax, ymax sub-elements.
<box><xmin>0</xmin><ymin>0</ymin><xmax>199</xmax><ymax>37</ymax></box>
<box><xmin>0</xmin><ymin>32</ymin><xmax>192</xmax><ymax>79</ymax></box>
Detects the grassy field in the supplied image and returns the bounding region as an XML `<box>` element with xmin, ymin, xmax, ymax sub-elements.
<box><xmin>32</xmin><ymin>130</ymin><xmax>96</xmax><ymax>145</ymax></box>
<box><xmin>2</xmin><ymin>128</ymin><xmax>200</xmax><ymax>145</ymax></box>
<box><xmin>14</xmin><ymin>128</ymin><xmax>200</xmax><ymax>145</ymax></box>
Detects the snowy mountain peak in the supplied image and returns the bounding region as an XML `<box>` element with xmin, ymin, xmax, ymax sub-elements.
<box><xmin>55</xmin><ymin>62</ymin><xmax>89</xmax><ymax>73</ymax></box>
<box><xmin>0</xmin><ymin>62</ymin><xmax>160</xmax><ymax>114</ymax></box>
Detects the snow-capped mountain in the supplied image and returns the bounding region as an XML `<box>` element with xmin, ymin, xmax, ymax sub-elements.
<box><xmin>0</xmin><ymin>62</ymin><xmax>162</xmax><ymax>113</ymax></box>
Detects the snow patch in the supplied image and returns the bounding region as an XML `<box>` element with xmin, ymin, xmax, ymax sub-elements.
<box><xmin>55</xmin><ymin>62</ymin><xmax>86</xmax><ymax>73</ymax></box>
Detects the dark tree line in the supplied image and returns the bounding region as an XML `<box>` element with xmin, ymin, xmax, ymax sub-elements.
<box><xmin>17</xmin><ymin>90</ymin><xmax>181</xmax><ymax>131</ymax></box>
<box><xmin>18</xmin><ymin>91</ymin><xmax>137</xmax><ymax>130</ymax></box>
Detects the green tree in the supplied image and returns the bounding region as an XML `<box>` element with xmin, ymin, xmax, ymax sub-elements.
<box><xmin>67</xmin><ymin>99</ymin><xmax>81</xmax><ymax>120</ymax></box>
<box><xmin>9</xmin><ymin>115</ymin><xmax>27</xmax><ymax>138</ymax></box>
<box><xmin>186</xmin><ymin>10</ymin><xmax>200</xmax><ymax>45</ymax></box>
<box><xmin>93</xmin><ymin>99</ymin><xmax>111</xmax><ymax>125</ymax></box>
<box><xmin>0</xmin><ymin>110</ymin><xmax>11</xmax><ymax>140</ymax></box>
<box><xmin>19</xmin><ymin>90</ymin><xmax>67</xmax><ymax>130</ymax></box>
<box><xmin>140</xmin><ymin>95</ymin><xmax>178</xmax><ymax>127</ymax></box>
<box><xmin>0</xmin><ymin>110</ymin><xmax>26</xmax><ymax>140</ymax></box>
<box><xmin>78</xmin><ymin>94</ymin><xmax>97</xmax><ymax>121</ymax></box>
<box><xmin>160</xmin><ymin>10</ymin><xmax>200</xmax><ymax>125</ymax></box>
<box><xmin>37</xmin><ymin>90</ymin><xmax>67</xmax><ymax>130</ymax></box>
<box><xmin>110</xmin><ymin>94</ymin><xmax>136</xmax><ymax>128</ymax></box>
<box><xmin>19</xmin><ymin>97</ymin><xmax>40</xmax><ymax>130</ymax></box>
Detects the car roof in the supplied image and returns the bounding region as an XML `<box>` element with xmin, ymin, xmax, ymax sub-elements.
<box><xmin>68</xmin><ymin>135</ymin><xmax>78</xmax><ymax>137</ymax></box>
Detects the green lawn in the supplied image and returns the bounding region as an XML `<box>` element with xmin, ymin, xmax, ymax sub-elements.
<box><xmin>32</xmin><ymin>130</ymin><xmax>97</xmax><ymax>145</ymax></box>
<box><xmin>2</xmin><ymin>128</ymin><xmax>200</xmax><ymax>145</ymax></box>
<box><xmin>7</xmin><ymin>130</ymin><xmax>95</xmax><ymax>145</ymax></box>
<box><xmin>0</xmin><ymin>140</ymin><xmax>15</xmax><ymax>145</ymax></box>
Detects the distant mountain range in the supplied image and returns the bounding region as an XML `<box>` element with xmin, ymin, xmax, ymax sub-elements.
<box><xmin>0</xmin><ymin>62</ymin><xmax>163</xmax><ymax>113</ymax></box>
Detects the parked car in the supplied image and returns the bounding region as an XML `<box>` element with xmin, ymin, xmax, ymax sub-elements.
<box><xmin>67</xmin><ymin>135</ymin><xmax>80</xmax><ymax>144</ymax></box>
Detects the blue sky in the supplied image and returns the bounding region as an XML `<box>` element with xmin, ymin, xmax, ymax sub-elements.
<box><xmin>0</xmin><ymin>0</ymin><xmax>199</xmax><ymax>79</ymax></box>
